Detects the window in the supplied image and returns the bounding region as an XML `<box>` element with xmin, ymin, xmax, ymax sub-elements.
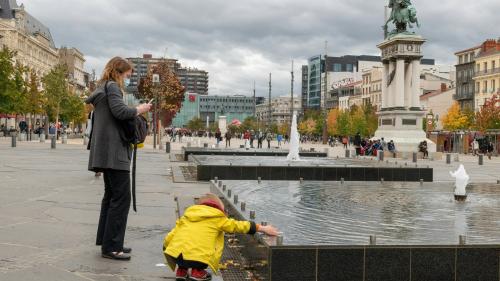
<box><xmin>459</xmin><ymin>55</ymin><xmax>463</xmax><ymax>64</ymax></box>
<box><xmin>476</xmin><ymin>64</ymin><xmax>480</xmax><ymax>72</ymax></box>
<box><xmin>484</xmin><ymin>62</ymin><xmax>488</xmax><ymax>71</ymax></box>
<box><xmin>346</xmin><ymin>64</ymin><xmax>354</xmax><ymax>72</ymax></box>
<box><xmin>476</xmin><ymin>82</ymin><xmax>480</xmax><ymax>93</ymax></box>
<box><xmin>333</xmin><ymin>63</ymin><xmax>341</xmax><ymax>72</ymax></box>
<box><xmin>493</xmin><ymin>60</ymin><xmax>496</xmax><ymax>70</ymax></box>
<box><xmin>483</xmin><ymin>81</ymin><xmax>488</xmax><ymax>93</ymax></box>
<box><xmin>492</xmin><ymin>80</ymin><xmax>496</xmax><ymax>91</ymax></box>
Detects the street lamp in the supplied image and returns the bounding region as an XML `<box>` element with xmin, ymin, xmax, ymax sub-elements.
<box><xmin>152</xmin><ymin>74</ymin><xmax>160</xmax><ymax>149</ymax></box>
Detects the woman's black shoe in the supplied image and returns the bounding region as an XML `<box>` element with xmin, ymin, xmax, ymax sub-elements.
<box><xmin>102</xmin><ymin>252</ymin><xmax>131</xmax><ymax>260</ymax></box>
<box><xmin>122</xmin><ymin>247</ymin><xmax>132</xmax><ymax>253</ymax></box>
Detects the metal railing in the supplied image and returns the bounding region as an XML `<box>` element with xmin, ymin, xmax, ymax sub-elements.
<box><xmin>474</xmin><ymin>67</ymin><xmax>500</xmax><ymax>77</ymax></box>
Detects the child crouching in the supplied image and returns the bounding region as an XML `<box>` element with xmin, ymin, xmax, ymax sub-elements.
<box><xmin>163</xmin><ymin>193</ymin><xmax>278</xmax><ymax>281</ymax></box>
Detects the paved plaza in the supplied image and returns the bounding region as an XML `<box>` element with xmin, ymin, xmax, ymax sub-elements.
<box><xmin>0</xmin><ymin>136</ymin><xmax>499</xmax><ymax>280</ymax></box>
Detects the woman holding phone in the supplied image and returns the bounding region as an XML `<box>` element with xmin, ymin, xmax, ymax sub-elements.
<box><xmin>86</xmin><ymin>57</ymin><xmax>152</xmax><ymax>260</ymax></box>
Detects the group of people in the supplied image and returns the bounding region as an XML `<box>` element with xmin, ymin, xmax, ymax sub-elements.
<box><xmin>350</xmin><ymin>133</ymin><xmax>396</xmax><ymax>156</ymax></box>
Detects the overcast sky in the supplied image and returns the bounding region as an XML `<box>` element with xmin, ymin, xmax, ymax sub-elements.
<box><xmin>25</xmin><ymin>0</ymin><xmax>500</xmax><ymax>97</ymax></box>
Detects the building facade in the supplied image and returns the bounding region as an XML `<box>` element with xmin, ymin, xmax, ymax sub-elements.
<box><xmin>301</xmin><ymin>65</ymin><xmax>308</xmax><ymax>111</ymax></box>
<box><xmin>58</xmin><ymin>47</ymin><xmax>86</xmax><ymax>95</ymax></box>
<box><xmin>454</xmin><ymin>46</ymin><xmax>481</xmax><ymax>110</ymax></box>
<box><xmin>199</xmin><ymin>95</ymin><xmax>254</xmax><ymax>125</ymax></box>
<box><xmin>255</xmin><ymin>95</ymin><xmax>301</xmax><ymax>125</ymax></box>
<box><xmin>361</xmin><ymin>67</ymin><xmax>383</xmax><ymax>110</ymax></box>
<box><xmin>176</xmin><ymin>67</ymin><xmax>209</xmax><ymax>95</ymax></box>
<box><xmin>420</xmin><ymin>87</ymin><xmax>455</xmax><ymax>130</ymax></box>
<box><xmin>171</xmin><ymin>93</ymin><xmax>200</xmax><ymax>128</ymax></box>
<box><xmin>473</xmin><ymin>39</ymin><xmax>500</xmax><ymax>111</ymax></box>
<box><xmin>338</xmin><ymin>81</ymin><xmax>362</xmax><ymax>110</ymax></box>
<box><xmin>0</xmin><ymin>0</ymin><xmax>58</xmax><ymax>77</ymax></box>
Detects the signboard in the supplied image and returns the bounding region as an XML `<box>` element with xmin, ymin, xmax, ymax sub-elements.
<box><xmin>189</xmin><ymin>94</ymin><xmax>196</xmax><ymax>102</ymax></box>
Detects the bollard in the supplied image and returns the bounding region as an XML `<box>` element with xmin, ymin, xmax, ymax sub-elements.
<box><xmin>61</xmin><ymin>134</ymin><xmax>67</xmax><ymax>144</ymax></box>
<box><xmin>11</xmin><ymin>135</ymin><xmax>16</xmax><ymax>147</ymax></box>
<box><xmin>204</xmin><ymin>143</ymin><xmax>208</xmax><ymax>148</ymax></box>
<box><xmin>222</xmin><ymin>184</ymin><xmax>226</xmax><ymax>191</ymax></box>
<box><xmin>227</xmin><ymin>189</ymin><xmax>232</xmax><ymax>198</ymax></box>
<box><xmin>166</xmin><ymin>142</ymin><xmax>171</xmax><ymax>153</ymax></box>
<box><xmin>233</xmin><ymin>195</ymin><xmax>238</xmax><ymax>204</ymax></box>
<box><xmin>459</xmin><ymin>235</ymin><xmax>466</xmax><ymax>245</ymax></box>
<box><xmin>218</xmin><ymin>181</ymin><xmax>222</xmax><ymax>188</ymax></box>
<box><xmin>341</xmin><ymin>178</ymin><xmax>344</xmax><ymax>184</ymax></box>
<box><xmin>446</xmin><ymin>153</ymin><xmax>451</xmax><ymax>164</ymax></box>
<box><xmin>345</xmin><ymin>150</ymin><xmax>350</xmax><ymax>158</ymax></box>
<box><xmin>299</xmin><ymin>177</ymin><xmax>304</xmax><ymax>183</ymax></box>
<box><xmin>420</xmin><ymin>179</ymin><xmax>424</xmax><ymax>186</ymax></box>
<box><xmin>412</xmin><ymin>152</ymin><xmax>417</xmax><ymax>163</ymax></box>
<box><xmin>378</xmin><ymin>150</ymin><xmax>384</xmax><ymax>161</ymax></box>
<box><xmin>240</xmin><ymin>202</ymin><xmax>246</xmax><ymax>211</ymax></box>
<box><xmin>257</xmin><ymin>177</ymin><xmax>262</xmax><ymax>183</ymax></box>
<box><xmin>249</xmin><ymin>210</ymin><xmax>256</xmax><ymax>220</ymax></box>
<box><xmin>40</xmin><ymin>133</ymin><xmax>45</xmax><ymax>143</ymax></box>
<box><xmin>276</xmin><ymin>235</ymin><xmax>283</xmax><ymax>246</ymax></box>
<box><xmin>380</xmin><ymin>178</ymin><xmax>384</xmax><ymax>183</ymax></box>
<box><xmin>261</xmin><ymin>221</ymin><xmax>268</xmax><ymax>226</ymax></box>
<box><xmin>478</xmin><ymin>154</ymin><xmax>484</xmax><ymax>165</ymax></box>
<box><xmin>51</xmin><ymin>136</ymin><xmax>56</xmax><ymax>149</ymax></box>
<box><xmin>369</xmin><ymin>235</ymin><xmax>377</xmax><ymax>245</ymax></box>
<box><xmin>214</xmin><ymin>177</ymin><xmax>218</xmax><ymax>183</ymax></box>
<box><xmin>497</xmin><ymin>180</ymin><xmax>500</xmax><ymax>184</ymax></box>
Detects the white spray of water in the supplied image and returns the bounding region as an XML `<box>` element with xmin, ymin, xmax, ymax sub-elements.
<box><xmin>287</xmin><ymin>113</ymin><xmax>300</xmax><ymax>161</ymax></box>
<box><xmin>450</xmin><ymin>164</ymin><xmax>469</xmax><ymax>196</ymax></box>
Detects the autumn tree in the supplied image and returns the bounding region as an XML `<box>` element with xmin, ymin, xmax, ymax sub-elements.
<box><xmin>187</xmin><ymin>117</ymin><xmax>204</xmax><ymax>131</ymax></box>
<box><xmin>475</xmin><ymin>95</ymin><xmax>500</xmax><ymax>132</ymax></box>
<box><xmin>42</xmin><ymin>64</ymin><xmax>70</xmax><ymax>129</ymax></box>
<box><xmin>442</xmin><ymin>102</ymin><xmax>471</xmax><ymax>131</ymax></box>
<box><xmin>298</xmin><ymin>118</ymin><xmax>317</xmax><ymax>135</ymax></box>
<box><xmin>327</xmin><ymin>108</ymin><xmax>339</xmax><ymax>136</ymax></box>
<box><xmin>138</xmin><ymin>61</ymin><xmax>185</xmax><ymax>127</ymax></box>
<box><xmin>349</xmin><ymin>105</ymin><xmax>368</xmax><ymax>136</ymax></box>
<box><xmin>336</xmin><ymin>110</ymin><xmax>351</xmax><ymax>137</ymax></box>
<box><xmin>363</xmin><ymin>103</ymin><xmax>378</xmax><ymax>136</ymax></box>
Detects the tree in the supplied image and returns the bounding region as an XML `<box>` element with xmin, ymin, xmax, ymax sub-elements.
<box><xmin>298</xmin><ymin>118</ymin><xmax>316</xmax><ymax>135</ymax></box>
<box><xmin>277</xmin><ymin>123</ymin><xmax>289</xmax><ymax>136</ymax></box>
<box><xmin>25</xmin><ymin>70</ymin><xmax>45</xmax><ymax>130</ymax></box>
<box><xmin>442</xmin><ymin>102</ymin><xmax>471</xmax><ymax>131</ymax></box>
<box><xmin>475</xmin><ymin>95</ymin><xmax>500</xmax><ymax>132</ymax></box>
<box><xmin>327</xmin><ymin>108</ymin><xmax>340</xmax><ymax>136</ymax></box>
<box><xmin>60</xmin><ymin>91</ymin><xmax>86</xmax><ymax>125</ymax></box>
<box><xmin>349</xmin><ymin>105</ymin><xmax>368</xmax><ymax>136</ymax></box>
<box><xmin>0</xmin><ymin>47</ymin><xmax>27</xmax><ymax>115</ymax></box>
<box><xmin>187</xmin><ymin>117</ymin><xmax>204</xmax><ymax>131</ymax></box>
<box><xmin>336</xmin><ymin>110</ymin><xmax>351</xmax><ymax>137</ymax></box>
<box><xmin>241</xmin><ymin>116</ymin><xmax>258</xmax><ymax>132</ymax></box>
<box><xmin>42</xmin><ymin>64</ymin><xmax>70</xmax><ymax>130</ymax></box>
<box><xmin>138</xmin><ymin>61</ymin><xmax>185</xmax><ymax>127</ymax></box>
<box><xmin>363</xmin><ymin>103</ymin><xmax>378</xmax><ymax>136</ymax></box>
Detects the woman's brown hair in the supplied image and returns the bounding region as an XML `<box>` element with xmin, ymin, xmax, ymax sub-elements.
<box><xmin>98</xmin><ymin>57</ymin><xmax>132</xmax><ymax>89</ymax></box>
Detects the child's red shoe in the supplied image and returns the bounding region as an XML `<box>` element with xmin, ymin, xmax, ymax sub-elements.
<box><xmin>176</xmin><ymin>267</ymin><xmax>188</xmax><ymax>281</ymax></box>
<box><xmin>190</xmin><ymin>268</ymin><xmax>212</xmax><ymax>281</ymax></box>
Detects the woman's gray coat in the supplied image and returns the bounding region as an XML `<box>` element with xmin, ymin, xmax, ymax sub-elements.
<box><xmin>85</xmin><ymin>81</ymin><xmax>137</xmax><ymax>171</ymax></box>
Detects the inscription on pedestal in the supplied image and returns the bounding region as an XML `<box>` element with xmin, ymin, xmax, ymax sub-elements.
<box><xmin>402</xmin><ymin>119</ymin><xmax>417</xmax><ymax>126</ymax></box>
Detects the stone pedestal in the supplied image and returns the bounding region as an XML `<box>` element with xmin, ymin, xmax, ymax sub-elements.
<box><xmin>218</xmin><ymin>116</ymin><xmax>227</xmax><ymax>135</ymax></box>
<box><xmin>374</xmin><ymin>34</ymin><xmax>436</xmax><ymax>153</ymax></box>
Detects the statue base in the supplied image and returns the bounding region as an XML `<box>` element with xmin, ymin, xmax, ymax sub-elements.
<box><xmin>374</xmin><ymin>109</ymin><xmax>436</xmax><ymax>153</ymax></box>
<box><xmin>454</xmin><ymin>194</ymin><xmax>467</xmax><ymax>202</ymax></box>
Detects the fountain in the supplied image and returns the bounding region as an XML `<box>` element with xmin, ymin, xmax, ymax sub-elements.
<box><xmin>450</xmin><ymin>164</ymin><xmax>469</xmax><ymax>201</ymax></box>
<box><xmin>286</xmin><ymin>112</ymin><xmax>300</xmax><ymax>161</ymax></box>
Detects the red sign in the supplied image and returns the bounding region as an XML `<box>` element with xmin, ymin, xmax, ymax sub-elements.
<box><xmin>189</xmin><ymin>94</ymin><xmax>196</xmax><ymax>102</ymax></box>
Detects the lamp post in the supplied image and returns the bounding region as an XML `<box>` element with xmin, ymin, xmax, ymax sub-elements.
<box><xmin>153</xmin><ymin>74</ymin><xmax>160</xmax><ymax>149</ymax></box>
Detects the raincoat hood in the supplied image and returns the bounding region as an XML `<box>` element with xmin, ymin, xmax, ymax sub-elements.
<box><xmin>183</xmin><ymin>204</ymin><xmax>226</xmax><ymax>222</ymax></box>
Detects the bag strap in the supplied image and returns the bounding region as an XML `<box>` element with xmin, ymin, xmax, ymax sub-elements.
<box><xmin>132</xmin><ymin>143</ymin><xmax>137</xmax><ymax>212</ymax></box>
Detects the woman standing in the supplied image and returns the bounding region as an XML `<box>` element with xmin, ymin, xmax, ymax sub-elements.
<box><xmin>86</xmin><ymin>57</ymin><xmax>152</xmax><ymax>260</ymax></box>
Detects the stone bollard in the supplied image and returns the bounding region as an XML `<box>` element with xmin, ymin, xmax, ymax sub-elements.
<box><xmin>378</xmin><ymin>150</ymin><xmax>384</xmax><ymax>161</ymax></box>
<box><xmin>51</xmin><ymin>136</ymin><xmax>56</xmax><ymax>149</ymax></box>
<box><xmin>276</xmin><ymin>235</ymin><xmax>284</xmax><ymax>246</ymax></box>
<box><xmin>222</xmin><ymin>184</ymin><xmax>226</xmax><ymax>191</ymax></box>
<box><xmin>412</xmin><ymin>152</ymin><xmax>417</xmax><ymax>163</ymax></box>
<box><xmin>478</xmin><ymin>154</ymin><xmax>484</xmax><ymax>165</ymax></box>
<box><xmin>446</xmin><ymin>153</ymin><xmax>451</xmax><ymax>164</ymax></box>
<box><xmin>11</xmin><ymin>135</ymin><xmax>16</xmax><ymax>147</ymax></box>
<box><xmin>227</xmin><ymin>189</ymin><xmax>232</xmax><ymax>198</ymax></box>
<box><xmin>240</xmin><ymin>202</ymin><xmax>246</xmax><ymax>211</ymax></box>
<box><xmin>61</xmin><ymin>134</ymin><xmax>67</xmax><ymax>144</ymax></box>
<box><xmin>40</xmin><ymin>134</ymin><xmax>45</xmax><ymax>143</ymax></box>
<box><xmin>233</xmin><ymin>195</ymin><xmax>238</xmax><ymax>204</ymax></box>
<box><xmin>249</xmin><ymin>210</ymin><xmax>256</xmax><ymax>220</ymax></box>
<box><xmin>166</xmin><ymin>142</ymin><xmax>171</xmax><ymax>153</ymax></box>
<box><xmin>345</xmin><ymin>150</ymin><xmax>350</xmax><ymax>158</ymax></box>
<box><xmin>453</xmin><ymin>153</ymin><xmax>459</xmax><ymax>162</ymax></box>
<box><xmin>459</xmin><ymin>235</ymin><xmax>466</xmax><ymax>245</ymax></box>
<box><xmin>83</xmin><ymin>136</ymin><xmax>89</xmax><ymax>145</ymax></box>
<box><xmin>369</xmin><ymin>235</ymin><xmax>377</xmax><ymax>245</ymax></box>
<box><xmin>203</xmin><ymin>143</ymin><xmax>208</xmax><ymax>148</ymax></box>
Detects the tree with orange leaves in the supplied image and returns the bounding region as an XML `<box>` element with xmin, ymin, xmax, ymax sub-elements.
<box><xmin>475</xmin><ymin>95</ymin><xmax>500</xmax><ymax>132</ymax></box>
<box><xmin>137</xmin><ymin>61</ymin><xmax>185</xmax><ymax>127</ymax></box>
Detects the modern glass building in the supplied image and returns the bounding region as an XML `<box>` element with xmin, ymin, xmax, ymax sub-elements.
<box><xmin>199</xmin><ymin>95</ymin><xmax>255</xmax><ymax>125</ymax></box>
<box><xmin>171</xmin><ymin>93</ymin><xmax>200</xmax><ymax>128</ymax></box>
<box><xmin>307</xmin><ymin>55</ymin><xmax>323</xmax><ymax>109</ymax></box>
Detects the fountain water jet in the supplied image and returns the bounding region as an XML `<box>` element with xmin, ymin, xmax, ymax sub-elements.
<box><xmin>287</xmin><ymin>112</ymin><xmax>300</xmax><ymax>161</ymax></box>
<box><xmin>450</xmin><ymin>164</ymin><xmax>469</xmax><ymax>201</ymax></box>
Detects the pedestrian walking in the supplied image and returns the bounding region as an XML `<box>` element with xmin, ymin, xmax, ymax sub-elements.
<box><xmin>86</xmin><ymin>57</ymin><xmax>152</xmax><ymax>260</ymax></box>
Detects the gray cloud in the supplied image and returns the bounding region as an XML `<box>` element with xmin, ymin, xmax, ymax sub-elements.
<box><xmin>26</xmin><ymin>0</ymin><xmax>500</xmax><ymax>96</ymax></box>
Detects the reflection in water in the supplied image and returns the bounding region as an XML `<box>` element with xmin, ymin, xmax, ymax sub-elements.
<box><xmin>225</xmin><ymin>181</ymin><xmax>500</xmax><ymax>245</ymax></box>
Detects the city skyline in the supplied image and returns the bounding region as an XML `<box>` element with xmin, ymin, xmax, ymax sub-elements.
<box><xmin>25</xmin><ymin>0</ymin><xmax>500</xmax><ymax>97</ymax></box>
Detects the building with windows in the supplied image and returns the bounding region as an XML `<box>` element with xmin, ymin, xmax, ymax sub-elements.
<box><xmin>171</xmin><ymin>93</ymin><xmax>200</xmax><ymax>128</ymax></box>
<box><xmin>58</xmin><ymin>47</ymin><xmax>86</xmax><ymax>95</ymax></box>
<box><xmin>338</xmin><ymin>81</ymin><xmax>362</xmax><ymax>110</ymax></box>
<box><xmin>199</xmin><ymin>95</ymin><xmax>255</xmax><ymax>125</ymax></box>
<box><xmin>420</xmin><ymin>85</ymin><xmax>455</xmax><ymax>130</ymax></box>
<box><xmin>454</xmin><ymin>46</ymin><xmax>481</xmax><ymax>110</ymax></box>
<box><xmin>255</xmin><ymin>95</ymin><xmax>301</xmax><ymax>125</ymax></box>
<box><xmin>0</xmin><ymin>0</ymin><xmax>58</xmax><ymax>77</ymax></box>
<box><xmin>361</xmin><ymin>67</ymin><xmax>383</xmax><ymax>110</ymax></box>
<box><xmin>473</xmin><ymin>39</ymin><xmax>500</xmax><ymax>111</ymax></box>
<box><xmin>126</xmin><ymin>54</ymin><xmax>209</xmax><ymax>104</ymax></box>
<box><xmin>302</xmin><ymin>54</ymin><xmax>435</xmax><ymax>111</ymax></box>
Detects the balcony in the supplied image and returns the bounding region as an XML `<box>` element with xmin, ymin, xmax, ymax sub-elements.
<box><xmin>474</xmin><ymin>67</ymin><xmax>500</xmax><ymax>77</ymax></box>
<box><xmin>453</xmin><ymin>91</ymin><xmax>474</xmax><ymax>101</ymax></box>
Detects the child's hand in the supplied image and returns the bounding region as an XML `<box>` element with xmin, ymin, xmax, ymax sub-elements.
<box><xmin>259</xmin><ymin>225</ymin><xmax>279</xmax><ymax>236</ymax></box>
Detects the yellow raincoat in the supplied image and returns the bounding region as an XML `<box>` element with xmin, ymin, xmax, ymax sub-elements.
<box><xmin>163</xmin><ymin>204</ymin><xmax>252</xmax><ymax>272</ymax></box>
